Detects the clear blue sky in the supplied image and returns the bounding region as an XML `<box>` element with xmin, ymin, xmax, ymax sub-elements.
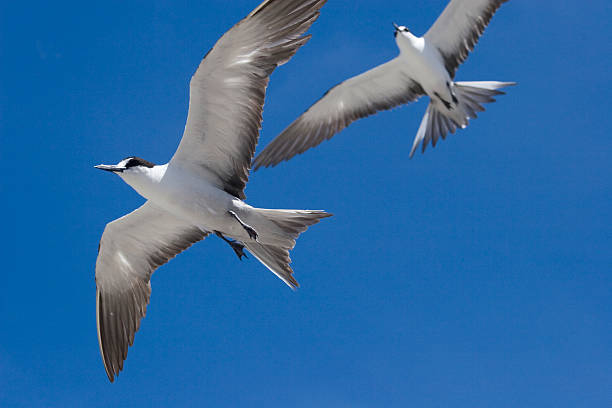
<box><xmin>1</xmin><ymin>0</ymin><xmax>610</xmax><ymax>406</ymax></box>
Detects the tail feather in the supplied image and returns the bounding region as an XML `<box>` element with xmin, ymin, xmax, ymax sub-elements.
<box><xmin>410</xmin><ymin>81</ymin><xmax>515</xmax><ymax>158</ymax></box>
<box><xmin>244</xmin><ymin>209</ymin><xmax>332</xmax><ymax>288</ymax></box>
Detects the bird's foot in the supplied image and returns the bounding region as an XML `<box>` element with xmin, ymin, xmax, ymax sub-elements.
<box><xmin>434</xmin><ymin>92</ymin><xmax>452</xmax><ymax>110</ymax></box>
<box><xmin>244</xmin><ymin>225</ymin><xmax>258</xmax><ymax>241</ymax></box>
<box><xmin>229</xmin><ymin>241</ymin><xmax>248</xmax><ymax>260</ymax></box>
<box><xmin>215</xmin><ymin>231</ymin><xmax>248</xmax><ymax>261</ymax></box>
<box><xmin>227</xmin><ymin>210</ymin><xmax>258</xmax><ymax>241</ymax></box>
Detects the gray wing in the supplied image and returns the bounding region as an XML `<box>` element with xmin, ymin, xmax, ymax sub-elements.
<box><xmin>169</xmin><ymin>0</ymin><xmax>327</xmax><ymax>199</ymax></box>
<box><xmin>253</xmin><ymin>57</ymin><xmax>424</xmax><ymax>169</ymax></box>
<box><xmin>425</xmin><ymin>0</ymin><xmax>509</xmax><ymax>78</ymax></box>
<box><xmin>95</xmin><ymin>202</ymin><xmax>207</xmax><ymax>382</ymax></box>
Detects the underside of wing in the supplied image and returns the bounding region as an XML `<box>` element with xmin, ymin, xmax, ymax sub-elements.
<box><xmin>170</xmin><ymin>0</ymin><xmax>327</xmax><ymax>199</ymax></box>
<box><xmin>425</xmin><ymin>0</ymin><xmax>509</xmax><ymax>77</ymax></box>
<box><xmin>95</xmin><ymin>202</ymin><xmax>207</xmax><ymax>382</ymax></box>
<box><xmin>253</xmin><ymin>58</ymin><xmax>424</xmax><ymax>169</ymax></box>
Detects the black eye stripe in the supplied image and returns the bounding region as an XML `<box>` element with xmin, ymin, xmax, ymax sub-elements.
<box><xmin>123</xmin><ymin>157</ymin><xmax>155</xmax><ymax>168</ymax></box>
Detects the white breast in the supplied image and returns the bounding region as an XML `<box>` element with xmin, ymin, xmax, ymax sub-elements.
<box><xmin>396</xmin><ymin>32</ymin><xmax>450</xmax><ymax>95</ymax></box>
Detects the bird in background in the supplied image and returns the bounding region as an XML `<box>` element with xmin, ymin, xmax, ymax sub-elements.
<box><xmin>94</xmin><ymin>0</ymin><xmax>329</xmax><ymax>382</ymax></box>
<box><xmin>253</xmin><ymin>0</ymin><xmax>515</xmax><ymax>170</ymax></box>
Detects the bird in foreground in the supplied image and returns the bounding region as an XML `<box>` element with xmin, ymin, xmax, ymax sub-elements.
<box><xmin>253</xmin><ymin>0</ymin><xmax>515</xmax><ymax>169</ymax></box>
<box><xmin>94</xmin><ymin>0</ymin><xmax>329</xmax><ymax>382</ymax></box>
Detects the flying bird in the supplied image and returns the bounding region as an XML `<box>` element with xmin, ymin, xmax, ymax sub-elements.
<box><xmin>94</xmin><ymin>0</ymin><xmax>329</xmax><ymax>382</ymax></box>
<box><xmin>253</xmin><ymin>0</ymin><xmax>515</xmax><ymax>169</ymax></box>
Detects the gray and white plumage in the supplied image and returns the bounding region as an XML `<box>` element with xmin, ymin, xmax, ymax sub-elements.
<box><xmin>173</xmin><ymin>0</ymin><xmax>322</xmax><ymax>199</ymax></box>
<box><xmin>96</xmin><ymin>202</ymin><xmax>207</xmax><ymax>378</ymax></box>
<box><xmin>253</xmin><ymin>0</ymin><xmax>513</xmax><ymax>170</ymax></box>
<box><xmin>426</xmin><ymin>0</ymin><xmax>507</xmax><ymax>78</ymax></box>
<box><xmin>94</xmin><ymin>0</ymin><xmax>329</xmax><ymax>383</ymax></box>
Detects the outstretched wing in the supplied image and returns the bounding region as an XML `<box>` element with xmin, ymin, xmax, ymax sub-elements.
<box><xmin>425</xmin><ymin>0</ymin><xmax>509</xmax><ymax>78</ymax></box>
<box><xmin>95</xmin><ymin>202</ymin><xmax>207</xmax><ymax>382</ymax></box>
<box><xmin>253</xmin><ymin>57</ymin><xmax>424</xmax><ymax>169</ymax></box>
<box><xmin>170</xmin><ymin>0</ymin><xmax>327</xmax><ymax>199</ymax></box>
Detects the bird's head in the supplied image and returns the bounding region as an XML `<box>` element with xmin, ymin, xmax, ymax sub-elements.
<box><xmin>94</xmin><ymin>156</ymin><xmax>168</xmax><ymax>198</ymax></box>
<box><xmin>393</xmin><ymin>22</ymin><xmax>410</xmax><ymax>38</ymax></box>
<box><xmin>95</xmin><ymin>156</ymin><xmax>155</xmax><ymax>175</ymax></box>
<box><xmin>95</xmin><ymin>156</ymin><xmax>159</xmax><ymax>198</ymax></box>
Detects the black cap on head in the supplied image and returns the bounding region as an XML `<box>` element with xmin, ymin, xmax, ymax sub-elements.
<box><xmin>123</xmin><ymin>157</ymin><xmax>155</xmax><ymax>169</ymax></box>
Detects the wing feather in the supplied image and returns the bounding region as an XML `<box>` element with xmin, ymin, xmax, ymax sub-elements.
<box><xmin>170</xmin><ymin>0</ymin><xmax>327</xmax><ymax>199</ymax></box>
<box><xmin>95</xmin><ymin>202</ymin><xmax>207</xmax><ymax>382</ymax></box>
<box><xmin>425</xmin><ymin>0</ymin><xmax>509</xmax><ymax>77</ymax></box>
<box><xmin>253</xmin><ymin>57</ymin><xmax>424</xmax><ymax>169</ymax></box>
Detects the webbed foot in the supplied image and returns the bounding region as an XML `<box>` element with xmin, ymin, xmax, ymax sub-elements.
<box><xmin>228</xmin><ymin>241</ymin><xmax>248</xmax><ymax>260</ymax></box>
<box><xmin>215</xmin><ymin>231</ymin><xmax>248</xmax><ymax>261</ymax></box>
<box><xmin>228</xmin><ymin>210</ymin><xmax>258</xmax><ymax>241</ymax></box>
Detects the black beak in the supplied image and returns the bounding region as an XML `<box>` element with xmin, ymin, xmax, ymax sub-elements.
<box><xmin>94</xmin><ymin>164</ymin><xmax>125</xmax><ymax>173</ymax></box>
<box><xmin>393</xmin><ymin>22</ymin><xmax>400</xmax><ymax>31</ymax></box>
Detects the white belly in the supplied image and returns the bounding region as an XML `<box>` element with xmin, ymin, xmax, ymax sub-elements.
<box><xmin>122</xmin><ymin>164</ymin><xmax>248</xmax><ymax>234</ymax></box>
<box><xmin>398</xmin><ymin>36</ymin><xmax>450</xmax><ymax>97</ymax></box>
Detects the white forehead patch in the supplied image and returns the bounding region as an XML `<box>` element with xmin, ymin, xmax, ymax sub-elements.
<box><xmin>118</xmin><ymin>158</ymin><xmax>132</xmax><ymax>167</ymax></box>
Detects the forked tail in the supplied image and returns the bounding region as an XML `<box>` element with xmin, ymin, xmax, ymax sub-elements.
<box><xmin>244</xmin><ymin>209</ymin><xmax>332</xmax><ymax>288</ymax></box>
<box><xmin>410</xmin><ymin>81</ymin><xmax>515</xmax><ymax>157</ymax></box>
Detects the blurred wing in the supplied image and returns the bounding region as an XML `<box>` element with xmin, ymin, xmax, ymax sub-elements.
<box><xmin>253</xmin><ymin>57</ymin><xmax>424</xmax><ymax>169</ymax></box>
<box><xmin>425</xmin><ymin>0</ymin><xmax>509</xmax><ymax>77</ymax></box>
<box><xmin>95</xmin><ymin>202</ymin><xmax>207</xmax><ymax>382</ymax></box>
<box><xmin>170</xmin><ymin>0</ymin><xmax>327</xmax><ymax>199</ymax></box>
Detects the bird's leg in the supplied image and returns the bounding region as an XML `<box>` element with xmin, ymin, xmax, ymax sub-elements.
<box><xmin>214</xmin><ymin>231</ymin><xmax>248</xmax><ymax>260</ymax></box>
<box><xmin>447</xmin><ymin>81</ymin><xmax>458</xmax><ymax>104</ymax></box>
<box><xmin>227</xmin><ymin>210</ymin><xmax>258</xmax><ymax>241</ymax></box>
<box><xmin>434</xmin><ymin>91</ymin><xmax>453</xmax><ymax>110</ymax></box>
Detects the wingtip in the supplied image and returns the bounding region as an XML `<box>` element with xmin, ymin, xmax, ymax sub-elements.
<box><xmin>97</xmin><ymin>289</ymin><xmax>117</xmax><ymax>383</ymax></box>
<box><xmin>312</xmin><ymin>211</ymin><xmax>333</xmax><ymax>220</ymax></box>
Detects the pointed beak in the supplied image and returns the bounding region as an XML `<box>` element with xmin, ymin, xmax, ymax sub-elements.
<box><xmin>94</xmin><ymin>164</ymin><xmax>125</xmax><ymax>173</ymax></box>
<box><xmin>393</xmin><ymin>22</ymin><xmax>400</xmax><ymax>38</ymax></box>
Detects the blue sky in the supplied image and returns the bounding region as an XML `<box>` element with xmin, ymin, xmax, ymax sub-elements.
<box><xmin>1</xmin><ymin>0</ymin><xmax>610</xmax><ymax>406</ymax></box>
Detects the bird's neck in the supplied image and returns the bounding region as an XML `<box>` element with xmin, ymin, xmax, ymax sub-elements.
<box><xmin>119</xmin><ymin>164</ymin><xmax>168</xmax><ymax>200</ymax></box>
<box><xmin>397</xmin><ymin>32</ymin><xmax>424</xmax><ymax>54</ymax></box>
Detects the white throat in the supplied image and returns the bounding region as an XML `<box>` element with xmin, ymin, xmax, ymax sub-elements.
<box><xmin>396</xmin><ymin>31</ymin><xmax>424</xmax><ymax>54</ymax></box>
<box><xmin>118</xmin><ymin>164</ymin><xmax>168</xmax><ymax>200</ymax></box>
